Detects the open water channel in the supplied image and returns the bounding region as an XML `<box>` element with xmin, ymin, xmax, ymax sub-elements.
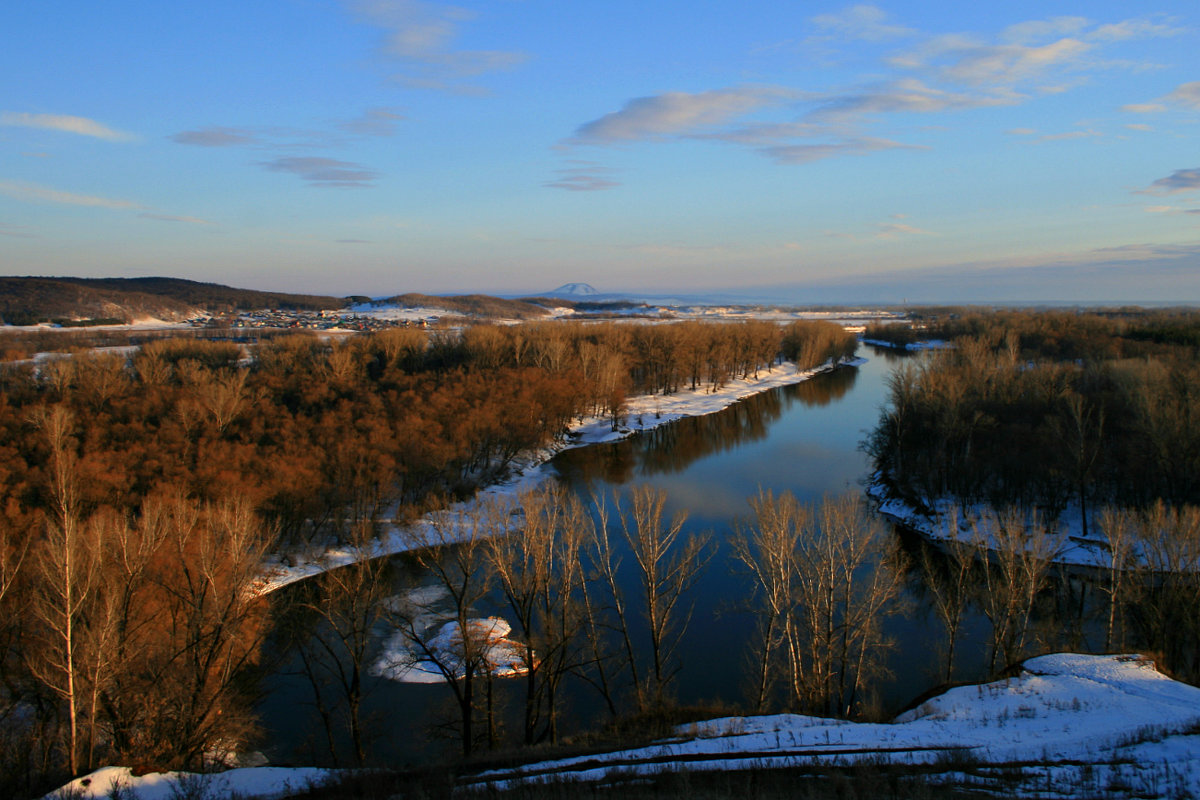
<box><xmin>256</xmin><ymin>347</ymin><xmax>1020</xmax><ymax>766</ymax></box>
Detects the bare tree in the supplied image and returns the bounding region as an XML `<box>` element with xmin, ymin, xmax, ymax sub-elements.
<box><xmin>288</xmin><ymin>524</ymin><xmax>390</xmax><ymax>766</ymax></box>
<box><xmin>731</xmin><ymin>489</ymin><xmax>806</xmax><ymax>712</ymax></box>
<box><xmin>1095</xmin><ymin>507</ymin><xmax>1139</xmax><ymax>652</ymax></box>
<box><xmin>917</xmin><ymin>510</ymin><xmax>976</xmax><ymax>683</ymax></box>
<box><xmin>387</xmin><ymin>503</ymin><xmax>499</xmax><ymax>757</ymax></box>
<box><xmin>28</xmin><ymin>405</ymin><xmax>97</xmax><ymax>776</ymax></box>
<box><xmin>973</xmin><ymin>508</ymin><xmax>1056</xmax><ymax>673</ymax></box>
<box><xmin>486</xmin><ymin>486</ymin><xmax>589</xmax><ymax>744</ymax></box>
<box><xmin>606</xmin><ymin>485</ymin><xmax>713</xmax><ymax>710</ymax></box>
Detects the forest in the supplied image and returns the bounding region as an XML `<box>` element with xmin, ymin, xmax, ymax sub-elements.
<box><xmin>865</xmin><ymin>308</ymin><xmax>1200</xmax><ymax>685</ymax></box>
<box><xmin>0</xmin><ymin>318</ymin><xmax>857</xmax><ymax>795</ymax></box>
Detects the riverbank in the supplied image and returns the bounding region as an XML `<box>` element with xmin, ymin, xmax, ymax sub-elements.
<box><xmin>49</xmin><ymin>652</ymin><xmax>1200</xmax><ymax>799</ymax></box>
<box><xmin>254</xmin><ymin>356</ymin><xmax>866</xmax><ymax>595</ymax></box>
<box><xmin>869</xmin><ymin>480</ymin><xmax>1118</xmax><ymax>570</ymax></box>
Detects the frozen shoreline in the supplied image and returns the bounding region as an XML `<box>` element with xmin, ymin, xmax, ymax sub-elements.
<box><xmin>52</xmin><ymin>652</ymin><xmax>1200</xmax><ymax>799</ymax></box>
<box><xmin>254</xmin><ymin>356</ymin><xmax>865</xmax><ymax>595</ymax></box>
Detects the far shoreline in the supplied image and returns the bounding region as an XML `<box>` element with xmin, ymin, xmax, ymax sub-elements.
<box><xmin>254</xmin><ymin>354</ymin><xmax>867</xmax><ymax>595</ymax></box>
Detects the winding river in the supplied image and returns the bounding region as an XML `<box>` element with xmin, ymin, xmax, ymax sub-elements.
<box><xmin>257</xmin><ymin>347</ymin><xmax>1011</xmax><ymax>765</ymax></box>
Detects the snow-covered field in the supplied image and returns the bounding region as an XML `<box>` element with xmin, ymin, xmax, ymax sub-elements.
<box><xmin>467</xmin><ymin>653</ymin><xmax>1200</xmax><ymax>797</ymax></box>
<box><xmin>253</xmin><ymin>357</ymin><xmax>864</xmax><ymax>595</ymax></box>
<box><xmin>50</xmin><ymin>653</ymin><xmax>1200</xmax><ymax>799</ymax></box>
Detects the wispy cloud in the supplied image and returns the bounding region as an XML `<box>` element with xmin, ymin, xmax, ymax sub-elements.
<box><xmin>809</xmin><ymin>5</ymin><xmax>914</xmax><ymax>42</ymax></box>
<box><xmin>1038</xmin><ymin>128</ymin><xmax>1102</xmax><ymax>142</ymax></box>
<box><xmin>0</xmin><ymin>112</ymin><xmax>135</xmax><ymax>142</ymax></box>
<box><xmin>891</xmin><ymin>15</ymin><xmax>1176</xmax><ymax>90</ymax></box>
<box><xmin>876</xmin><ymin>221</ymin><xmax>936</xmax><ymax>238</ymax></box>
<box><xmin>762</xmin><ymin>137</ymin><xmax>923</xmax><ymax>164</ymax></box>
<box><xmin>1145</xmin><ymin>205</ymin><xmax>1200</xmax><ymax>215</ymax></box>
<box><xmin>1139</xmin><ymin>168</ymin><xmax>1200</xmax><ymax>195</ymax></box>
<box><xmin>260</xmin><ymin>157</ymin><xmax>378</xmax><ymax>188</ymax></box>
<box><xmin>344</xmin><ymin>0</ymin><xmax>527</xmax><ymax>91</ymax></box>
<box><xmin>1165</xmin><ymin>81</ymin><xmax>1200</xmax><ymax>110</ymax></box>
<box><xmin>138</xmin><ymin>212</ymin><xmax>212</xmax><ymax>224</ymax></box>
<box><xmin>1122</xmin><ymin>81</ymin><xmax>1200</xmax><ymax>114</ymax></box>
<box><xmin>337</xmin><ymin>107</ymin><xmax>405</xmax><ymax>136</ymax></box>
<box><xmin>0</xmin><ymin>222</ymin><xmax>36</xmax><ymax>238</ymax></box>
<box><xmin>563</xmin><ymin>12</ymin><xmax>1180</xmax><ymax>177</ymax></box>
<box><xmin>0</xmin><ymin>179</ymin><xmax>141</xmax><ymax>209</ymax></box>
<box><xmin>572</xmin><ymin>87</ymin><xmax>796</xmax><ymax>144</ymax></box>
<box><xmin>808</xmin><ymin>78</ymin><xmax>1018</xmax><ymax>121</ymax></box>
<box><xmin>170</xmin><ymin>126</ymin><xmax>260</xmax><ymax>147</ymax></box>
<box><xmin>545</xmin><ymin>163</ymin><xmax>620</xmax><ymax>192</ymax></box>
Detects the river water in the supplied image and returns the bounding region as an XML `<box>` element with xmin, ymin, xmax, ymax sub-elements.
<box><xmin>257</xmin><ymin>346</ymin><xmax>1007</xmax><ymax>765</ymax></box>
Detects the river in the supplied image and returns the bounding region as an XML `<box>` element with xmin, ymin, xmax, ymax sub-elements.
<box><xmin>256</xmin><ymin>346</ymin><xmax>1023</xmax><ymax>766</ymax></box>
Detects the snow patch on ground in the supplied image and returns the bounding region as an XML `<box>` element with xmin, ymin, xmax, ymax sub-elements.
<box><xmin>44</xmin><ymin>765</ymin><xmax>334</xmax><ymax>800</ymax></box>
<box><xmin>870</xmin><ymin>483</ymin><xmax>1133</xmax><ymax>570</ymax></box>
<box><xmin>468</xmin><ymin>653</ymin><xmax>1200</xmax><ymax>796</ymax></box>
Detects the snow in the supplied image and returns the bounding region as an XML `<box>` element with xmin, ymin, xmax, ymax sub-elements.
<box><xmin>870</xmin><ymin>484</ymin><xmax>1150</xmax><ymax>571</ymax></box>
<box><xmin>254</xmin><ymin>356</ymin><xmax>864</xmax><ymax>595</ymax></box>
<box><xmin>44</xmin><ymin>765</ymin><xmax>334</xmax><ymax>800</ymax></box>
<box><xmin>467</xmin><ymin>653</ymin><xmax>1200</xmax><ymax>797</ymax></box>
<box><xmin>861</xmin><ymin>337</ymin><xmax>952</xmax><ymax>350</ymax></box>
<box><xmin>373</xmin><ymin>617</ymin><xmax>528</xmax><ymax>684</ymax></box>
<box><xmin>370</xmin><ymin>585</ymin><xmax>529</xmax><ymax>684</ymax></box>
<box><xmin>47</xmin><ymin>653</ymin><xmax>1200</xmax><ymax>798</ymax></box>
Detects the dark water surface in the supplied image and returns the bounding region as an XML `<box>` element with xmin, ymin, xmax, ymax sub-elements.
<box><xmin>258</xmin><ymin>348</ymin><xmax>1002</xmax><ymax>765</ymax></box>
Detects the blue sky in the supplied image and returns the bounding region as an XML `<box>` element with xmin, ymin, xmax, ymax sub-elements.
<box><xmin>2</xmin><ymin>1</ymin><xmax>1199</xmax><ymax>303</ymax></box>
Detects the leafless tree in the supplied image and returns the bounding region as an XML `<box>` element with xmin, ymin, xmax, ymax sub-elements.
<box><xmin>28</xmin><ymin>405</ymin><xmax>96</xmax><ymax>776</ymax></box>
<box><xmin>486</xmin><ymin>486</ymin><xmax>589</xmax><ymax>744</ymax></box>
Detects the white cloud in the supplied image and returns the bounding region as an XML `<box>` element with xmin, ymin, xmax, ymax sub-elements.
<box><xmin>809</xmin><ymin>5</ymin><xmax>914</xmax><ymax>42</ymax></box>
<box><xmin>260</xmin><ymin>157</ymin><xmax>378</xmax><ymax>188</ymax></box>
<box><xmin>545</xmin><ymin>163</ymin><xmax>620</xmax><ymax>192</ymax></box>
<box><xmin>762</xmin><ymin>137</ymin><xmax>923</xmax><ymax>165</ymax></box>
<box><xmin>344</xmin><ymin>0</ymin><xmax>527</xmax><ymax>90</ymax></box>
<box><xmin>1006</xmin><ymin>127</ymin><xmax>1038</xmax><ymax>135</ymax></box>
<box><xmin>1038</xmin><ymin>128</ymin><xmax>1101</xmax><ymax>141</ymax></box>
<box><xmin>895</xmin><ymin>35</ymin><xmax>1093</xmax><ymax>87</ymax></box>
<box><xmin>1165</xmin><ymin>81</ymin><xmax>1200</xmax><ymax>110</ymax></box>
<box><xmin>1001</xmin><ymin>17</ymin><xmax>1089</xmax><ymax>45</ymax></box>
<box><xmin>138</xmin><ymin>213</ymin><xmax>212</xmax><ymax>224</ymax></box>
<box><xmin>0</xmin><ymin>112</ymin><xmax>135</xmax><ymax>142</ymax></box>
<box><xmin>1121</xmin><ymin>102</ymin><xmax>1166</xmax><ymax>113</ymax></box>
<box><xmin>572</xmin><ymin>87</ymin><xmax>796</xmax><ymax>143</ymax></box>
<box><xmin>338</xmin><ymin>107</ymin><xmax>406</xmax><ymax>136</ymax></box>
<box><xmin>877</xmin><ymin>221</ymin><xmax>936</xmax><ymax>238</ymax></box>
<box><xmin>1139</xmin><ymin>168</ymin><xmax>1200</xmax><ymax>195</ymax></box>
<box><xmin>1125</xmin><ymin>123</ymin><xmax>1153</xmax><ymax>131</ymax></box>
<box><xmin>0</xmin><ymin>179</ymin><xmax>141</xmax><ymax>209</ymax></box>
<box><xmin>810</xmin><ymin>78</ymin><xmax>1019</xmax><ymax>120</ymax></box>
<box><xmin>170</xmin><ymin>126</ymin><xmax>259</xmax><ymax>147</ymax></box>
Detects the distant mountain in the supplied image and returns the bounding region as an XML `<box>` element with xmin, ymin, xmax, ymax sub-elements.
<box><xmin>0</xmin><ymin>276</ymin><xmax>346</xmax><ymax>325</ymax></box>
<box><xmin>546</xmin><ymin>283</ymin><xmax>600</xmax><ymax>298</ymax></box>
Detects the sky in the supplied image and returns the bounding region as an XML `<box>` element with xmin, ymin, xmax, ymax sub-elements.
<box><xmin>1</xmin><ymin>1</ymin><xmax>1199</xmax><ymax>304</ymax></box>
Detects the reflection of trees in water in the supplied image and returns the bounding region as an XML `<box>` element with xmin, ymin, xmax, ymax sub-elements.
<box><xmin>554</xmin><ymin>367</ymin><xmax>858</xmax><ymax>486</ymax></box>
<box><xmin>790</xmin><ymin>362</ymin><xmax>858</xmax><ymax>407</ymax></box>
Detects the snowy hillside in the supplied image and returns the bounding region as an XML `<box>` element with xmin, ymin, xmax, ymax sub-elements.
<box><xmin>49</xmin><ymin>653</ymin><xmax>1200</xmax><ymax>799</ymax></box>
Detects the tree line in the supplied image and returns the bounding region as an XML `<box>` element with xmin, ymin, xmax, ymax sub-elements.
<box><xmin>0</xmin><ymin>318</ymin><xmax>854</xmax><ymax>794</ymax></box>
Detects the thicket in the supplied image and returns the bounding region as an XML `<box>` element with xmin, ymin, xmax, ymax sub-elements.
<box><xmin>0</xmin><ymin>319</ymin><xmax>854</xmax><ymax>795</ymax></box>
<box><xmin>865</xmin><ymin>310</ymin><xmax>1200</xmax><ymax>518</ymax></box>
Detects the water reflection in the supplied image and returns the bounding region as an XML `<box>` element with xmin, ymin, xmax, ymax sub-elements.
<box><xmin>554</xmin><ymin>366</ymin><xmax>858</xmax><ymax>486</ymax></box>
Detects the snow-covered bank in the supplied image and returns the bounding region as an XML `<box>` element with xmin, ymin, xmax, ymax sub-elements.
<box><xmin>44</xmin><ymin>765</ymin><xmax>335</xmax><ymax>800</ymax></box>
<box><xmin>254</xmin><ymin>357</ymin><xmax>864</xmax><ymax>595</ymax></box>
<box><xmin>870</xmin><ymin>484</ymin><xmax>1122</xmax><ymax>570</ymax></box>
<box><xmin>861</xmin><ymin>337</ymin><xmax>951</xmax><ymax>351</ymax></box>
<box><xmin>468</xmin><ymin>653</ymin><xmax>1200</xmax><ymax>797</ymax></box>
